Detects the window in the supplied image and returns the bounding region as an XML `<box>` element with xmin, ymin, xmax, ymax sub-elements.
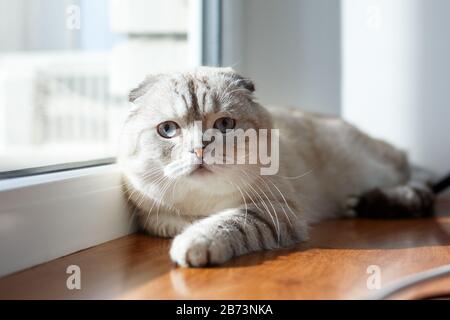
<box><xmin>0</xmin><ymin>0</ymin><xmax>222</xmax><ymax>277</ymax></box>
<box><xmin>0</xmin><ymin>0</ymin><xmax>203</xmax><ymax>177</ymax></box>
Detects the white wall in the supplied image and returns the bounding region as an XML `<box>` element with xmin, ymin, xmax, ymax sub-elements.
<box><xmin>225</xmin><ymin>0</ymin><xmax>450</xmax><ymax>177</ymax></box>
<box><xmin>223</xmin><ymin>0</ymin><xmax>341</xmax><ymax>116</ymax></box>
<box><xmin>342</xmin><ymin>0</ymin><xmax>450</xmax><ymax>176</ymax></box>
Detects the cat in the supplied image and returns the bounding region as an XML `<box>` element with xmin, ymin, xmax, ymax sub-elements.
<box><xmin>119</xmin><ymin>67</ymin><xmax>435</xmax><ymax>267</ymax></box>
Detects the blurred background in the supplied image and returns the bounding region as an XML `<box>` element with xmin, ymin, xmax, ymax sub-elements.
<box><xmin>0</xmin><ymin>0</ymin><xmax>449</xmax><ymax>181</ymax></box>
<box><xmin>0</xmin><ymin>0</ymin><xmax>197</xmax><ymax>171</ymax></box>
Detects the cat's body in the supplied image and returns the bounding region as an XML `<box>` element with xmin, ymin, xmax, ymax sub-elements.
<box><xmin>120</xmin><ymin>67</ymin><xmax>434</xmax><ymax>267</ymax></box>
<box><xmin>267</xmin><ymin>106</ymin><xmax>411</xmax><ymax>222</ymax></box>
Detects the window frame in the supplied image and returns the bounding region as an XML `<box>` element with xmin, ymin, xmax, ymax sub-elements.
<box><xmin>0</xmin><ymin>158</ymin><xmax>115</xmax><ymax>180</ymax></box>
<box><xmin>0</xmin><ymin>0</ymin><xmax>222</xmax><ymax>277</ymax></box>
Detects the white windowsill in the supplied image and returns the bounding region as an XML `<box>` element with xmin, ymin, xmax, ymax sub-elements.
<box><xmin>0</xmin><ymin>164</ymin><xmax>134</xmax><ymax>277</ymax></box>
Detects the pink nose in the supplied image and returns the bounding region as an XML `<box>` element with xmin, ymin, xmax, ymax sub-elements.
<box><xmin>194</xmin><ymin>148</ymin><xmax>203</xmax><ymax>158</ymax></box>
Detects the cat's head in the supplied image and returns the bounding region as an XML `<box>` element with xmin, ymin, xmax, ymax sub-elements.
<box><xmin>119</xmin><ymin>67</ymin><xmax>272</xmax><ymax>196</ymax></box>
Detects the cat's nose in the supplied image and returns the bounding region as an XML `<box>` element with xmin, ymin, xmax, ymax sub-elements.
<box><xmin>191</xmin><ymin>147</ymin><xmax>203</xmax><ymax>159</ymax></box>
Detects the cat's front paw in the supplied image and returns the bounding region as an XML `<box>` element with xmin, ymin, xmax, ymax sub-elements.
<box><xmin>170</xmin><ymin>231</ymin><xmax>233</xmax><ymax>267</ymax></box>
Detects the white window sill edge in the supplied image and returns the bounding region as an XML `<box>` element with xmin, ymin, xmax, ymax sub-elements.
<box><xmin>0</xmin><ymin>164</ymin><xmax>135</xmax><ymax>277</ymax></box>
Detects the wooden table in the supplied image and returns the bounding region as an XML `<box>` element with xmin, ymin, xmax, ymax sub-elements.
<box><xmin>1</xmin><ymin>200</ymin><xmax>449</xmax><ymax>300</ymax></box>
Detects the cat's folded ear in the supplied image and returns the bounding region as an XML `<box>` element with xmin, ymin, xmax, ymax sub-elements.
<box><xmin>129</xmin><ymin>74</ymin><xmax>161</xmax><ymax>103</ymax></box>
<box><xmin>233</xmin><ymin>73</ymin><xmax>255</xmax><ymax>93</ymax></box>
<box><xmin>220</xmin><ymin>67</ymin><xmax>255</xmax><ymax>93</ymax></box>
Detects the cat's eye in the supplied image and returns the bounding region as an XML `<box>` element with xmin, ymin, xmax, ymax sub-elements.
<box><xmin>213</xmin><ymin>117</ymin><xmax>236</xmax><ymax>133</ymax></box>
<box><xmin>157</xmin><ymin>121</ymin><xmax>180</xmax><ymax>139</ymax></box>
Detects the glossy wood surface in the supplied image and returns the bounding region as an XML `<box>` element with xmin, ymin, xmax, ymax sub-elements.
<box><xmin>0</xmin><ymin>200</ymin><xmax>449</xmax><ymax>300</ymax></box>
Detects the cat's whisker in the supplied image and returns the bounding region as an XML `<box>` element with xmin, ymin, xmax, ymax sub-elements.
<box><xmin>143</xmin><ymin>176</ymin><xmax>169</xmax><ymax>229</ymax></box>
<box><xmin>141</xmin><ymin>169</ymin><xmax>164</xmax><ymax>181</ymax></box>
<box><xmin>271</xmin><ymin>170</ymin><xmax>313</xmax><ymax>181</ymax></box>
<box><xmin>122</xmin><ymin>184</ymin><xmax>139</xmax><ymax>204</ymax></box>
<box><xmin>235</xmin><ymin>176</ymin><xmax>263</xmax><ymax>213</ymax></box>
<box><xmin>236</xmin><ymin>172</ymin><xmax>280</xmax><ymax>241</ymax></box>
<box><xmin>165</xmin><ymin>161</ymin><xmax>197</xmax><ymax>177</ymax></box>
<box><xmin>142</xmin><ymin>169</ymin><xmax>163</xmax><ymax>178</ymax></box>
<box><xmin>155</xmin><ymin>178</ymin><xmax>176</xmax><ymax>226</ymax></box>
<box><xmin>236</xmin><ymin>184</ymin><xmax>249</xmax><ymax>229</ymax></box>
<box><xmin>147</xmin><ymin>174</ymin><xmax>168</xmax><ymax>190</ymax></box>
<box><xmin>240</xmin><ymin>170</ymin><xmax>281</xmax><ymax>243</ymax></box>
<box><xmin>171</xmin><ymin>177</ymin><xmax>182</xmax><ymax>203</ymax></box>
<box><xmin>243</xmin><ymin>169</ymin><xmax>297</xmax><ymax>227</ymax></box>
<box><xmin>264</xmin><ymin>175</ymin><xmax>301</xmax><ymax>221</ymax></box>
<box><xmin>226</xmin><ymin>179</ymin><xmax>249</xmax><ymax>229</ymax></box>
<box><xmin>132</xmin><ymin>190</ymin><xmax>147</xmax><ymax>211</ymax></box>
<box><xmin>255</xmin><ymin>174</ymin><xmax>293</xmax><ymax>227</ymax></box>
<box><xmin>145</xmin><ymin>176</ymin><xmax>175</xmax><ymax>228</ymax></box>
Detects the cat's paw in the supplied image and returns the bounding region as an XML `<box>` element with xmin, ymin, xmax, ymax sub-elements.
<box><xmin>345</xmin><ymin>186</ymin><xmax>435</xmax><ymax>219</ymax></box>
<box><xmin>170</xmin><ymin>231</ymin><xmax>233</xmax><ymax>267</ymax></box>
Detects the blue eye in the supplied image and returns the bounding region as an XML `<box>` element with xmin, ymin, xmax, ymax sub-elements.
<box><xmin>214</xmin><ymin>117</ymin><xmax>236</xmax><ymax>133</ymax></box>
<box><xmin>157</xmin><ymin>121</ymin><xmax>180</xmax><ymax>138</ymax></box>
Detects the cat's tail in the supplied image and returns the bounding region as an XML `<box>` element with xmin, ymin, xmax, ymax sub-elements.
<box><xmin>433</xmin><ymin>172</ymin><xmax>450</xmax><ymax>194</ymax></box>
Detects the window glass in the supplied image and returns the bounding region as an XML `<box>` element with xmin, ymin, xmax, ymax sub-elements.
<box><xmin>0</xmin><ymin>0</ymin><xmax>199</xmax><ymax>173</ymax></box>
